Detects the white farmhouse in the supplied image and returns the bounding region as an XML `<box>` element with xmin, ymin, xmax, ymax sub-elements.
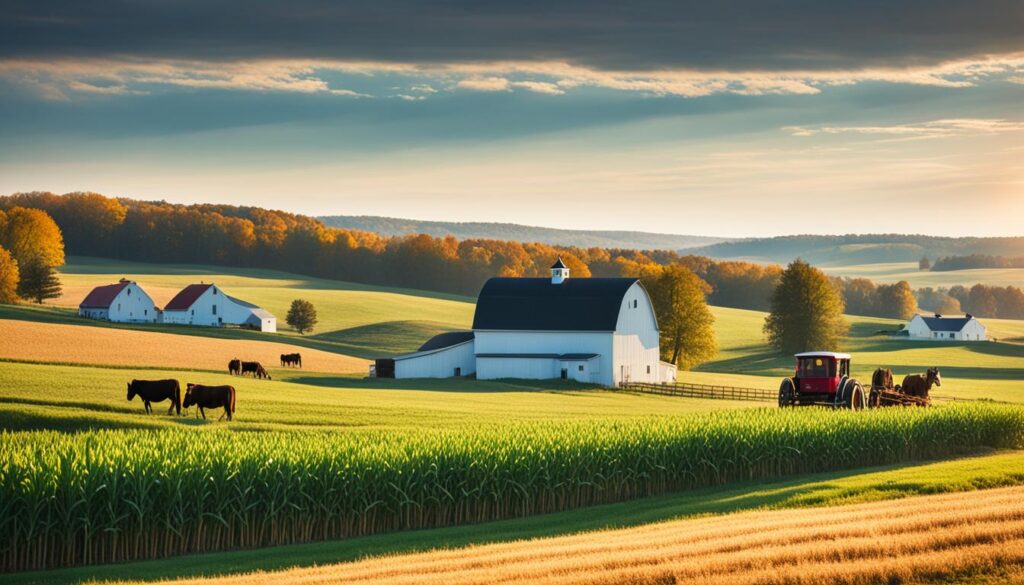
<box><xmin>906</xmin><ymin>313</ymin><xmax>986</xmax><ymax>341</ymax></box>
<box><xmin>378</xmin><ymin>259</ymin><xmax>676</xmax><ymax>386</ymax></box>
<box><xmin>160</xmin><ymin>283</ymin><xmax>277</xmax><ymax>332</ymax></box>
<box><xmin>78</xmin><ymin>279</ymin><xmax>157</xmax><ymax>323</ymax></box>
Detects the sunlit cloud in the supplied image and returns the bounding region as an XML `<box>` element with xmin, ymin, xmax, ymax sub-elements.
<box><xmin>785</xmin><ymin>118</ymin><xmax>1024</xmax><ymax>140</ymax></box>
<box><xmin>2</xmin><ymin>52</ymin><xmax>1024</xmax><ymax>101</ymax></box>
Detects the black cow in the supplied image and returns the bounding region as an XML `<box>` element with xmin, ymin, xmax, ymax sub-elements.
<box><xmin>241</xmin><ymin>361</ymin><xmax>271</xmax><ymax>380</ymax></box>
<box><xmin>127</xmin><ymin>379</ymin><xmax>181</xmax><ymax>415</ymax></box>
<box><xmin>280</xmin><ymin>353</ymin><xmax>302</xmax><ymax>368</ymax></box>
<box><xmin>183</xmin><ymin>383</ymin><xmax>236</xmax><ymax>421</ymax></box>
<box><xmin>228</xmin><ymin>358</ymin><xmax>241</xmax><ymax>376</ymax></box>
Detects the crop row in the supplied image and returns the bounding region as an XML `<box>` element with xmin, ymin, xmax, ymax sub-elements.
<box><xmin>2</xmin><ymin>404</ymin><xmax>1023</xmax><ymax>572</ymax></box>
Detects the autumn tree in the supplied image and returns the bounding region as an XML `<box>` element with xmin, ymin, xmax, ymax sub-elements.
<box><xmin>16</xmin><ymin>260</ymin><xmax>62</xmax><ymax>304</ymax></box>
<box><xmin>918</xmin><ymin>256</ymin><xmax>931</xmax><ymax>270</ymax></box>
<box><xmin>0</xmin><ymin>245</ymin><xmax>19</xmax><ymax>304</ymax></box>
<box><xmin>2</xmin><ymin>207</ymin><xmax>65</xmax><ymax>268</ymax></box>
<box><xmin>764</xmin><ymin>259</ymin><xmax>848</xmax><ymax>353</ymax></box>
<box><xmin>840</xmin><ymin>278</ymin><xmax>878</xmax><ymax>316</ymax></box>
<box><xmin>875</xmin><ymin>280</ymin><xmax>918</xmax><ymax>319</ymax></box>
<box><xmin>640</xmin><ymin>264</ymin><xmax>717</xmax><ymax>370</ymax></box>
<box><xmin>286</xmin><ymin>299</ymin><xmax>318</xmax><ymax>334</ymax></box>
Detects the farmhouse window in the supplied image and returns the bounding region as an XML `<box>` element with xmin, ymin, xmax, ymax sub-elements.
<box><xmin>633</xmin><ymin>299</ymin><xmax>638</xmax><ymax>308</ymax></box>
<box><xmin>212</xmin><ymin>305</ymin><xmax>217</xmax><ymax>315</ymax></box>
<box><xmin>578</xmin><ymin>365</ymin><xmax>584</xmax><ymax>372</ymax></box>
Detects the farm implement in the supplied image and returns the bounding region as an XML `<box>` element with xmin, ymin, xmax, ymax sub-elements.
<box><xmin>778</xmin><ymin>352</ymin><xmax>941</xmax><ymax>410</ymax></box>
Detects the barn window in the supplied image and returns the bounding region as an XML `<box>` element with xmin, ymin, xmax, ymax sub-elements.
<box><xmin>212</xmin><ymin>304</ymin><xmax>217</xmax><ymax>315</ymax></box>
<box><xmin>126</xmin><ymin>289</ymin><xmax>131</xmax><ymax>296</ymax></box>
<box><xmin>647</xmin><ymin>365</ymin><xmax>651</xmax><ymax>374</ymax></box>
<box><xmin>578</xmin><ymin>365</ymin><xmax>584</xmax><ymax>372</ymax></box>
<box><xmin>117</xmin><ymin>303</ymin><xmax>121</xmax><ymax>311</ymax></box>
<box><xmin>144</xmin><ymin>309</ymin><xmax>148</xmax><ymax>316</ymax></box>
<box><xmin>634</xmin><ymin>299</ymin><xmax>638</xmax><ymax>308</ymax></box>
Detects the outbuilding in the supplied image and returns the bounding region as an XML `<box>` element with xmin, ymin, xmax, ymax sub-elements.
<box><xmin>906</xmin><ymin>313</ymin><xmax>986</xmax><ymax>341</ymax></box>
<box><xmin>78</xmin><ymin>279</ymin><xmax>157</xmax><ymax>323</ymax></box>
<box><xmin>160</xmin><ymin>283</ymin><xmax>277</xmax><ymax>332</ymax></box>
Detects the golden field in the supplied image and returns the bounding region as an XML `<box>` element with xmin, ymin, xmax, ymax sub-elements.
<box><xmin>0</xmin><ymin>320</ymin><xmax>368</xmax><ymax>374</ymax></box>
<box><xmin>126</xmin><ymin>486</ymin><xmax>1024</xmax><ymax>585</ymax></box>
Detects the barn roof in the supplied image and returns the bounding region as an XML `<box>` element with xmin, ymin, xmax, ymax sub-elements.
<box><xmin>79</xmin><ymin>282</ymin><xmax>128</xmax><ymax>308</ymax></box>
<box><xmin>164</xmin><ymin>284</ymin><xmax>213</xmax><ymax>311</ymax></box>
<box><xmin>472</xmin><ymin>277</ymin><xmax>639</xmax><ymax>331</ymax></box>
<box><xmin>551</xmin><ymin>257</ymin><xmax>567</xmax><ymax>269</ymax></box>
<box><xmin>476</xmin><ymin>353</ymin><xmax>599</xmax><ymax>360</ymax></box>
<box><xmin>917</xmin><ymin>315</ymin><xmax>975</xmax><ymax>332</ymax></box>
<box><xmin>418</xmin><ymin>331</ymin><xmax>474</xmax><ymax>352</ymax></box>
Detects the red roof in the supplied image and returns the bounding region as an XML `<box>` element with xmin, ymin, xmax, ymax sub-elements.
<box><xmin>79</xmin><ymin>282</ymin><xmax>129</xmax><ymax>309</ymax></box>
<box><xmin>164</xmin><ymin>284</ymin><xmax>213</xmax><ymax>311</ymax></box>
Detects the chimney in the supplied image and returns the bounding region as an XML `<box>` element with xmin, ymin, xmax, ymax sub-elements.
<box><xmin>550</xmin><ymin>257</ymin><xmax>569</xmax><ymax>285</ymax></box>
<box><xmin>934</xmin><ymin>313</ymin><xmax>941</xmax><ymax>318</ymax></box>
<box><xmin>119</xmin><ymin>277</ymin><xmax>130</xmax><ymax>284</ymax></box>
<box><xmin>966</xmin><ymin>313</ymin><xmax>973</xmax><ymax>319</ymax></box>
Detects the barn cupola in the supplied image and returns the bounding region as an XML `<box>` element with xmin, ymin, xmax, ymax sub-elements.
<box><xmin>550</xmin><ymin>257</ymin><xmax>569</xmax><ymax>284</ymax></box>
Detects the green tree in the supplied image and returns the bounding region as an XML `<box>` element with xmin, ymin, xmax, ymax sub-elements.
<box><xmin>641</xmin><ymin>264</ymin><xmax>717</xmax><ymax>370</ymax></box>
<box><xmin>16</xmin><ymin>260</ymin><xmax>61</xmax><ymax>304</ymax></box>
<box><xmin>286</xmin><ymin>299</ymin><xmax>318</xmax><ymax>334</ymax></box>
<box><xmin>875</xmin><ymin>280</ymin><xmax>918</xmax><ymax>319</ymax></box>
<box><xmin>918</xmin><ymin>256</ymin><xmax>931</xmax><ymax>270</ymax></box>
<box><xmin>764</xmin><ymin>259</ymin><xmax>848</xmax><ymax>353</ymax></box>
<box><xmin>0</xmin><ymin>245</ymin><xmax>19</xmax><ymax>304</ymax></box>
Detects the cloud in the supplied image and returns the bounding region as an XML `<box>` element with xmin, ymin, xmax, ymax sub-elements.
<box><xmin>456</xmin><ymin>76</ymin><xmax>510</xmax><ymax>91</ymax></box>
<box><xmin>511</xmin><ymin>81</ymin><xmax>565</xmax><ymax>95</ymax></box>
<box><xmin>784</xmin><ymin>118</ymin><xmax>1024</xmax><ymax>139</ymax></box>
<box><xmin>1008</xmin><ymin>76</ymin><xmax>1024</xmax><ymax>84</ymax></box>
<box><xmin>3</xmin><ymin>1</ymin><xmax>1023</xmax><ymax>73</ymax></box>
<box><xmin>67</xmin><ymin>80</ymin><xmax>148</xmax><ymax>96</ymax></box>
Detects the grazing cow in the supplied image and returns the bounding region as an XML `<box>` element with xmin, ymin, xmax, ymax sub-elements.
<box><xmin>280</xmin><ymin>353</ymin><xmax>302</xmax><ymax>368</ymax></box>
<box><xmin>228</xmin><ymin>358</ymin><xmax>241</xmax><ymax>376</ymax></box>
<box><xmin>183</xmin><ymin>383</ymin><xmax>236</xmax><ymax>421</ymax></box>
<box><xmin>127</xmin><ymin>379</ymin><xmax>181</xmax><ymax>415</ymax></box>
<box><xmin>901</xmin><ymin>368</ymin><xmax>942</xmax><ymax>399</ymax></box>
<box><xmin>241</xmin><ymin>361</ymin><xmax>271</xmax><ymax>380</ymax></box>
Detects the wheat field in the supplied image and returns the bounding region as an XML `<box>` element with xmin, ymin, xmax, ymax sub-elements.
<box><xmin>125</xmin><ymin>486</ymin><xmax>1024</xmax><ymax>585</ymax></box>
<box><xmin>0</xmin><ymin>320</ymin><xmax>368</xmax><ymax>374</ymax></box>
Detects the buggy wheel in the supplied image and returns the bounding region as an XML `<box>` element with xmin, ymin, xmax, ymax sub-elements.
<box><xmin>778</xmin><ymin>378</ymin><xmax>796</xmax><ymax>408</ymax></box>
<box><xmin>838</xmin><ymin>379</ymin><xmax>865</xmax><ymax>410</ymax></box>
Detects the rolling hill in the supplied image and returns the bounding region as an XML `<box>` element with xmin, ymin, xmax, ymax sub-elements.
<box><xmin>319</xmin><ymin>215</ymin><xmax>730</xmax><ymax>250</ymax></box>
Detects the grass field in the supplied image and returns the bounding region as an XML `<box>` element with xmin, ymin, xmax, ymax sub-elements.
<box><xmin>823</xmin><ymin>261</ymin><xmax>1024</xmax><ymax>288</ymax></box>
<box><xmin>9</xmin><ymin>450</ymin><xmax>1023</xmax><ymax>585</ymax></box>
<box><xmin>138</xmin><ymin>485</ymin><xmax>1024</xmax><ymax>585</ymax></box>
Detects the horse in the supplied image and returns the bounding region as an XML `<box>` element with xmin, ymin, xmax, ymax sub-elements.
<box><xmin>228</xmin><ymin>358</ymin><xmax>241</xmax><ymax>376</ymax></box>
<box><xmin>127</xmin><ymin>379</ymin><xmax>181</xmax><ymax>415</ymax></box>
<box><xmin>183</xmin><ymin>383</ymin><xmax>236</xmax><ymax>421</ymax></box>
<box><xmin>280</xmin><ymin>353</ymin><xmax>302</xmax><ymax>368</ymax></box>
<box><xmin>871</xmin><ymin>368</ymin><xmax>894</xmax><ymax>390</ymax></box>
<box><xmin>241</xmin><ymin>361</ymin><xmax>271</xmax><ymax>380</ymax></box>
<box><xmin>901</xmin><ymin>368</ymin><xmax>941</xmax><ymax>399</ymax></box>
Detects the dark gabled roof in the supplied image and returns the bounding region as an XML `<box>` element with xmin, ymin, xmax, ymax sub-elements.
<box><xmin>418</xmin><ymin>331</ymin><xmax>475</xmax><ymax>352</ymax></box>
<box><xmin>918</xmin><ymin>315</ymin><xmax>974</xmax><ymax>332</ymax></box>
<box><xmin>551</xmin><ymin>257</ymin><xmax>567</xmax><ymax>269</ymax></box>
<box><xmin>472</xmin><ymin>277</ymin><xmax>639</xmax><ymax>331</ymax></box>
<box><xmin>164</xmin><ymin>284</ymin><xmax>213</xmax><ymax>311</ymax></box>
<box><xmin>79</xmin><ymin>282</ymin><xmax>128</xmax><ymax>309</ymax></box>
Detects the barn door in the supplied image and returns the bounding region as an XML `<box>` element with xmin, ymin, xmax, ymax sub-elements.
<box><xmin>560</xmin><ymin>368</ymin><xmax>568</xmax><ymax>380</ymax></box>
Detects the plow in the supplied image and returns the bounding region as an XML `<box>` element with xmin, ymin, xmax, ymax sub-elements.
<box><xmin>779</xmin><ymin>352</ymin><xmax>941</xmax><ymax>410</ymax></box>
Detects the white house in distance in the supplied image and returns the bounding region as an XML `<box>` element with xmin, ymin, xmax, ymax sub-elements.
<box><xmin>377</xmin><ymin>258</ymin><xmax>676</xmax><ymax>386</ymax></box>
<box><xmin>906</xmin><ymin>313</ymin><xmax>987</xmax><ymax>341</ymax></box>
<box><xmin>78</xmin><ymin>279</ymin><xmax>158</xmax><ymax>323</ymax></box>
<box><xmin>160</xmin><ymin>283</ymin><xmax>277</xmax><ymax>332</ymax></box>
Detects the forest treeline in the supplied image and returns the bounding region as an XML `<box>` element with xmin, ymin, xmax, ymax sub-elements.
<box><xmin>3</xmin><ymin>191</ymin><xmax>1023</xmax><ymax>321</ymax></box>
<box><xmin>930</xmin><ymin>254</ymin><xmax>1024</xmax><ymax>271</ymax></box>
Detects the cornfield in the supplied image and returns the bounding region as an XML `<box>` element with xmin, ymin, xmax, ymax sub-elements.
<box><xmin>2</xmin><ymin>404</ymin><xmax>1023</xmax><ymax>572</ymax></box>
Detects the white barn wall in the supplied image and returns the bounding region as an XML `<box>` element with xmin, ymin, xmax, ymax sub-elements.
<box><xmin>611</xmin><ymin>282</ymin><xmax>661</xmax><ymax>385</ymax></box>
<box><xmin>162</xmin><ymin>285</ymin><xmax>276</xmax><ymax>331</ymax></box>
<box><xmin>107</xmin><ymin>284</ymin><xmax>158</xmax><ymax>323</ymax></box>
<box><xmin>906</xmin><ymin>315</ymin><xmax>987</xmax><ymax>341</ymax></box>
<box><xmin>474</xmin><ymin>331</ymin><xmax>613</xmax><ymax>385</ymax></box>
<box><xmin>960</xmin><ymin>320</ymin><xmax>987</xmax><ymax>340</ymax></box>
<box><xmin>395</xmin><ymin>342</ymin><xmax>476</xmax><ymax>378</ymax></box>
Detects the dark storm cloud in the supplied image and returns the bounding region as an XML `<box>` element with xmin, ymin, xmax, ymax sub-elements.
<box><xmin>2</xmin><ymin>0</ymin><xmax>1023</xmax><ymax>71</ymax></box>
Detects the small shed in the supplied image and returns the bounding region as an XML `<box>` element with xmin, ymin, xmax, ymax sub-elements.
<box><xmin>392</xmin><ymin>331</ymin><xmax>476</xmax><ymax>379</ymax></box>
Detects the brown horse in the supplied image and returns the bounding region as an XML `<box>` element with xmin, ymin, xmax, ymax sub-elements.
<box><xmin>871</xmin><ymin>368</ymin><xmax>894</xmax><ymax>390</ymax></box>
<box><xmin>183</xmin><ymin>383</ymin><xmax>236</xmax><ymax>421</ymax></box>
<box><xmin>127</xmin><ymin>379</ymin><xmax>181</xmax><ymax>415</ymax></box>
<box><xmin>901</xmin><ymin>368</ymin><xmax>941</xmax><ymax>398</ymax></box>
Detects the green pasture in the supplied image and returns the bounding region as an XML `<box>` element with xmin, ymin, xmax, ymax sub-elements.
<box><xmin>0</xmin><ymin>361</ymin><xmax>754</xmax><ymax>433</ymax></box>
<box><xmin>9</xmin><ymin>449</ymin><xmax>1024</xmax><ymax>585</ymax></box>
<box><xmin>823</xmin><ymin>261</ymin><xmax>1024</xmax><ymax>288</ymax></box>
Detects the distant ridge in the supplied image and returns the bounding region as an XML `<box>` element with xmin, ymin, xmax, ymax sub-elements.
<box><xmin>319</xmin><ymin>215</ymin><xmax>731</xmax><ymax>251</ymax></box>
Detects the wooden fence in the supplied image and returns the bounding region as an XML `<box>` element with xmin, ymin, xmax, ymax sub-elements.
<box><xmin>620</xmin><ymin>381</ymin><xmax>776</xmax><ymax>402</ymax></box>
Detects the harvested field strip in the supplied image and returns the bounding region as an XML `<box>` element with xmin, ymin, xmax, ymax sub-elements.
<box><xmin>3</xmin><ymin>404</ymin><xmax>1023</xmax><ymax>572</ymax></box>
<box><xmin>144</xmin><ymin>486</ymin><xmax>1024</xmax><ymax>585</ymax></box>
<box><xmin>0</xmin><ymin>319</ymin><xmax>367</xmax><ymax>374</ymax></box>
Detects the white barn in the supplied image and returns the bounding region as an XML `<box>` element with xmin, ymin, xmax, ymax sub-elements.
<box><xmin>906</xmin><ymin>313</ymin><xmax>986</xmax><ymax>341</ymax></box>
<box><xmin>160</xmin><ymin>283</ymin><xmax>277</xmax><ymax>332</ymax></box>
<box><xmin>381</xmin><ymin>259</ymin><xmax>676</xmax><ymax>386</ymax></box>
<box><xmin>78</xmin><ymin>279</ymin><xmax>157</xmax><ymax>323</ymax></box>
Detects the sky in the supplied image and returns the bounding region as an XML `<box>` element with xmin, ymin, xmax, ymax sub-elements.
<box><xmin>1</xmin><ymin>1</ymin><xmax>1023</xmax><ymax>238</ymax></box>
